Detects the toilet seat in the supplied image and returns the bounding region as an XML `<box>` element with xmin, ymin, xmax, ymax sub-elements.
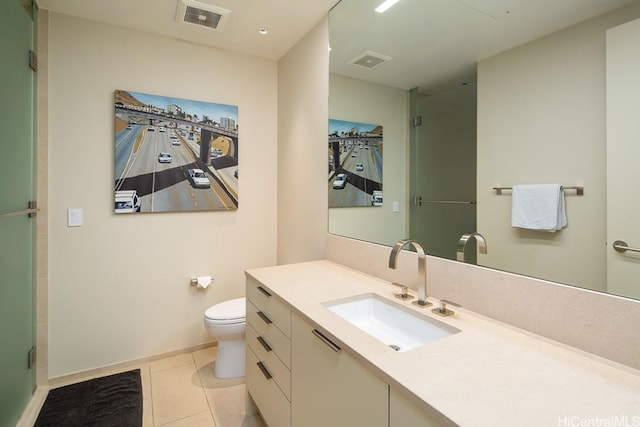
<box><xmin>205</xmin><ymin>297</ymin><xmax>246</xmax><ymax>324</ymax></box>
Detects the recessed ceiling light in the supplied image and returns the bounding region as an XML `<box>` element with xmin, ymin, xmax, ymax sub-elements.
<box><xmin>375</xmin><ymin>0</ymin><xmax>400</xmax><ymax>13</ymax></box>
<box><xmin>259</xmin><ymin>29</ymin><xmax>268</xmax><ymax>35</ymax></box>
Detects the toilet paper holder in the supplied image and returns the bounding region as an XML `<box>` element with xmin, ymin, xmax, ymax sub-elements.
<box><xmin>190</xmin><ymin>276</ymin><xmax>213</xmax><ymax>288</ymax></box>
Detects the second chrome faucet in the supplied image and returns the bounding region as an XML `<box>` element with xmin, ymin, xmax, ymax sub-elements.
<box><xmin>456</xmin><ymin>232</ymin><xmax>487</xmax><ymax>263</ymax></box>
<box><xmin>388</xmin><ymin>239</ymin><xmax>431</xmax><ymax>308</ymax></box>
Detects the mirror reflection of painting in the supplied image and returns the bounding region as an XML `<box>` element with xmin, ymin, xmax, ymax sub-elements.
<box><xmin>328</xmin><ymin>119</ymin><xmax>383</xmax><ymax>208</ymax></box>
<box><xmin>114</xmin><ymin>90</ymin><xmax>239</xmax><ymax>213</ymax></box>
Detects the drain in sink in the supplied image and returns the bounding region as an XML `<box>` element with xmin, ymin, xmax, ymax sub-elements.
<box><xmin>389</xmin><ymin>344</ymin><xmax>401</xmax><ymax>351</ymax></box>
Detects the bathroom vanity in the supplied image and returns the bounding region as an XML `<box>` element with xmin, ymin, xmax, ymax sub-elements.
<box><xmin>245</xmin><ymin>260</ymin><xmax>640</xmax><ymax>426</ymax></box>
<box><xmin>246</xmin><ymin>277</ymin><xmax>292</xmax><ymax>427</ymax></box>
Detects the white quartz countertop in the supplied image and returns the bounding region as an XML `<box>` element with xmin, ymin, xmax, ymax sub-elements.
<box><xmin>246</xmin><ymin>260</ymin><xmax>640</xmax><ymax>427</ymax></box>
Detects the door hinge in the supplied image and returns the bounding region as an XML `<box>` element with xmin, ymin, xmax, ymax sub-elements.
<box><xmin>29</xmin><ymin>50</ymin><xmax>37</xmax><ymax>72</ymax></box>
<box><xmin>28</xmin><ymin>346</ymin><xmax>36</xmax><ymax>369</ymax></box>
<box><xmin>412</xmin><ymin>116</ymin><xmax>422</xmax><ymax>127</ymax></box>
<box><xmin>28</xmin><ymin>200</ymin><xmax>38</xmax><ymax>218</ymax></box>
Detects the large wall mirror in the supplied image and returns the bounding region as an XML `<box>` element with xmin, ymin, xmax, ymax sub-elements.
<box><xmin>329</xmin><ymin>0</ymin><xmax>640</xmax><ymax>300</ymax></box>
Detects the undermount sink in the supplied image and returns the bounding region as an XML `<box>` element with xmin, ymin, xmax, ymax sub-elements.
<box><xmin>324</xmin><ymin>293</ymin><xmax>460</xmax><ymax>352</ymax></box>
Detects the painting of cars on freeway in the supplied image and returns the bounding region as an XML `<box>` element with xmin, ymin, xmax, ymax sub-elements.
<box><xmin>114</xmin><ymin>90</ymin><xmax>238</xmax><ymax>213</ymax></box>
<box><xmin>328</xmin><ymin>119</ymin><xmax>383</xmax><ymax>208</ymax></box>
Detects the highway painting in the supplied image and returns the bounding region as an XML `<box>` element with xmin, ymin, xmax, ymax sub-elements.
<box><xmin>328</xmin><ymin>119</ymin><xmax>383</xmax><ymax>208</ymax></box>
<box><xmin>114</xmin><ymin>90</ymin><xmax>239</xmax><ymax>213</ymax></box>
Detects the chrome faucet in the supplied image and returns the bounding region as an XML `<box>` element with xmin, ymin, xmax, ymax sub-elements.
<box><xmin>456</xmin><ymin>232</ymin><xmax>487</xmax><ymax>263</ymax></box>
<box><xmin>388</xmin><ymin>239</ymin><xmax>431</xmax><ymax>307</ymax></box>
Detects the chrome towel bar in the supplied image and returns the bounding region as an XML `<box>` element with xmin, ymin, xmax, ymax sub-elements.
<box><xmin>413</xmin><ymin>196</ymin><xmax>476</xmax><ymax>206</ymax></box>
<box><xmin>420</xmin><ymin>200</ymin><xmax>476</xmax><ymax>205</ymax></box>
<box><xmin>492</xmin><ymin>186</ymin><xmax>584</xmax><ymax>195</ymax></box>
<box><xmin>0</xmin><ymin>201</ymin><xmax>39</xmax><ymax>219</ymax></box>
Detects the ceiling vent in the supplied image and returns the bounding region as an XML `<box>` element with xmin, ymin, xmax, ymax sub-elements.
<box><xmin>348</xmin><ymin>50</ymin><xmax>393</xmax><ymax>70</ymax></box>
<box><xmin>175</xmin><ymin>0</ymin><xmax>230</xmax><ymax>31</ymax></box>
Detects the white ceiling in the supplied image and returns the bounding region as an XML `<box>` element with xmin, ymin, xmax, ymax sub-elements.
<box><xmin>35</xmin><ymin>0</ymin><xmax>639</xmax><ymax>90</ymax></box>
<box><xmin>330</xmin><ymin>0</ymin><xmax>639</xmax><ymax>92</ymax></box>
<box><xmin>36</xmin><ymin>0</ymin><xmax>340</xmax><ymax>60</ymax></box>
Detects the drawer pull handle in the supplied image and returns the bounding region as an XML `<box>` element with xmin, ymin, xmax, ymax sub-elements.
<box><xmin>256</xmin><ymin>361</ymin><xmax>272</xmax><ymax>379</ymax></box>
<box><xmin>257</xmin><ymin>286</ymin><xmax>272</xmax><ymax>297</ymax></box>
<box><xmin>256</xmin><ymin>336</ymin><xmax>272</xmax><ymax>352</ymax></box>
<box><xmin>257</xmin><ymin>311</ymin><xmax>273</xmax><ymax>325</ymax></box>
<box><xmin>312</xmin><ymin>329</ymin><xmax>341</xmax><ymax>352</ymax></box>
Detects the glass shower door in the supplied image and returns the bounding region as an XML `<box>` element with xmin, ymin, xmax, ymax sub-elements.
<box><xmin>409</xmin><ymin>85</ymin><xmax>477</xmax><ymax>262</ymax></box>
<box><xmin>0</xmin><ymin>1</ymin><xmax>36</xmax><ymax>425</ymax></box>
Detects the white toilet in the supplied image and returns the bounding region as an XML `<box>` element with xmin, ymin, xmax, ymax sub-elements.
<box><xmin>203</xmin><ymin>297</ymin><xmax>246</xmax><ymax>378</ymax></box>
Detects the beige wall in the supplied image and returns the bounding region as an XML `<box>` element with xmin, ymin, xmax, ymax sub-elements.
<box><xmin>48</xmin><ymin>13</ymin><xmax>278</xmax><ymax>377</ymax></box>
<box><xmin>276</xmin><ymin>18</ymin><xmax>329</xmax><ymax>264</ymax></box>
<box><xmin>476</xmin><ymin>4</ymin><xmax>640</xmax><ymax>291</ymax></box>
<box><xmin>328</xmin><ymin>74</ymin><xmax>408</xmax><ymax>247</ymax></box>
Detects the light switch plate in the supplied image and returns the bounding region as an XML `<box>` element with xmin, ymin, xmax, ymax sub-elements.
<box><xmin>68</xmin><ymin>208</ymin><xmax>83</xmax><ymax>227</ymax></box>
<box><xmin>393</xmin><ymin>201</ymin><xmax>399</xmax><ymax>212</ymax></box>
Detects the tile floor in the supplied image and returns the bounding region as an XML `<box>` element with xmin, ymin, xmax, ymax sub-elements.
<box><xmin>44</xmin><ymin>347</ymin><xmax>266</xmax><ymax>427</ymax></box>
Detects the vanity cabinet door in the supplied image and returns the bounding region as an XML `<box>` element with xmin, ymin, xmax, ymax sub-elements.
<box><xmin>390</xmin><ymin>388</ymin><xmax>453</xmax><ymax>427</ymax></box>
<box><xmin>246</xmin><ymin>277</ymin><xmax>292</xmax><ymax>427</ymax></box>
<box><xmin>291</xmin><ymin>313</ymin><xmax>388</xmax><ymax>427</ymax></box>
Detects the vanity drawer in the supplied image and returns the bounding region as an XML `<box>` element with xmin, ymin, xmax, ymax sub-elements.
<box><xmin>247</xmin><ymin>277</ymin><xmax>291</xmax><ymax>338</ymax></box>
<box><xmin>247</xmin><ymin>347</ymin><xmax>291</xmax><ymax>427</ymax></box>
<box><xmin>247</xmin><ymin>324</ymin><xmax>291</xmax><ymax>400</ymax></box>
<box><xmin>246</xmin><ymin>301</ymin><xmax>291</xmax><ymax>368</ymax></box>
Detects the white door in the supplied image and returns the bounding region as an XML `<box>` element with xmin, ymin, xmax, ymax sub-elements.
<box><xmin>606</xmin><ymin>17</ymin><xmax>640</xmax><ymax>299</ymax></box>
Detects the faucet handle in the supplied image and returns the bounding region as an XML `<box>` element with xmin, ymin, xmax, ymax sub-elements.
<box><xmin>441</xmin><ymin>299</ymin><xmax>461</xmax><ymax>308</ymax></box>
<box><xmin>431</xmin><ymin>299</ymin><xmax>459</xmax><ymax>317</ymax></box>
<box><xmin>391</xmin><ymin>282</ymin><xmax>414</xmax><ymax>301</ymax></box>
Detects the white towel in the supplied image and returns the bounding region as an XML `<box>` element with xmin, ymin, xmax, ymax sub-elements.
<box><xmin>511</xmin><ymin>184</ymin><xmax>567</xmax><ymax>232</ymax></box>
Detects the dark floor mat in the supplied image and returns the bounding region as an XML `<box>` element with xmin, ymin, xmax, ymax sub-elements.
<box><xmin>34</xmin><ymin>369</ymin><xmax>142</xmax><ymax>427</ymax></box>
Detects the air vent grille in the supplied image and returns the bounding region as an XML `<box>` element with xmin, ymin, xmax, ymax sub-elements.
<box><xmin>348</xmin><ymin>50</ymin><xmax>393</xmax><ymax>70</ymax></box>
<box><xmin>184</xmin><ymin>6</ymin><xmax>222</xmax><ymax>29</ymax></box>
<box><xmin>353</xmin><ymin>55</ymin><xmax>386</xmax><ymax>69</ymax></box>
<box><xmin>176</xmin><ymin>0</ymin><xmax>230</xmax><ymax>31</ymax></box>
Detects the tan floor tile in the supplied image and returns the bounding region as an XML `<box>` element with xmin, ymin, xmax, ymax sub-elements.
<box><xmin>245</xmin><ymin>415</ymin><xmax>267</xmax><ymax>427</ymax></box>
<box><xmin>196</xmin><ymin>356</ymin><xmax>245</xmax><ymax>390</ymax></box>
<box><xmin>192</xmin><ymin>346</ymin><xmax>217</xmax><ymax>369</ymax></box>
<box><xmin>201</xmin><ymin>370</ymin><xmax>245</xmax><ymax>389</ymax></box>
<box><xmin>149</xmin><ymin>353</ymin><xmax>195</xmax><ymax>373</ymax></box>
<box><xmin>216</xmin><ymin>414</ymin><xmax>267</xmax><ymax>427</ymax></box>
<box><xmin>205</xmin><ymin>384</ymin><xmax>249</xmax><ymax>427</ymax></box>
<box><xmin>198</xmin><ymin>372</ymin><xmax>245</xmax><ymax>390</ymax></box>
<box><xmin>159</xmin><ymin>411</ymin><xmax>216</xmax><ymax>427</ymax></box>
<box><xmin>151</xmin><ymin>363</ymin><xmax>209</xmax><ymax>425</ymax></box>
<box><xmin>39</xmin><ymin>347</ymin><xmax>259</xmax><ymax>427</ymax></box>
